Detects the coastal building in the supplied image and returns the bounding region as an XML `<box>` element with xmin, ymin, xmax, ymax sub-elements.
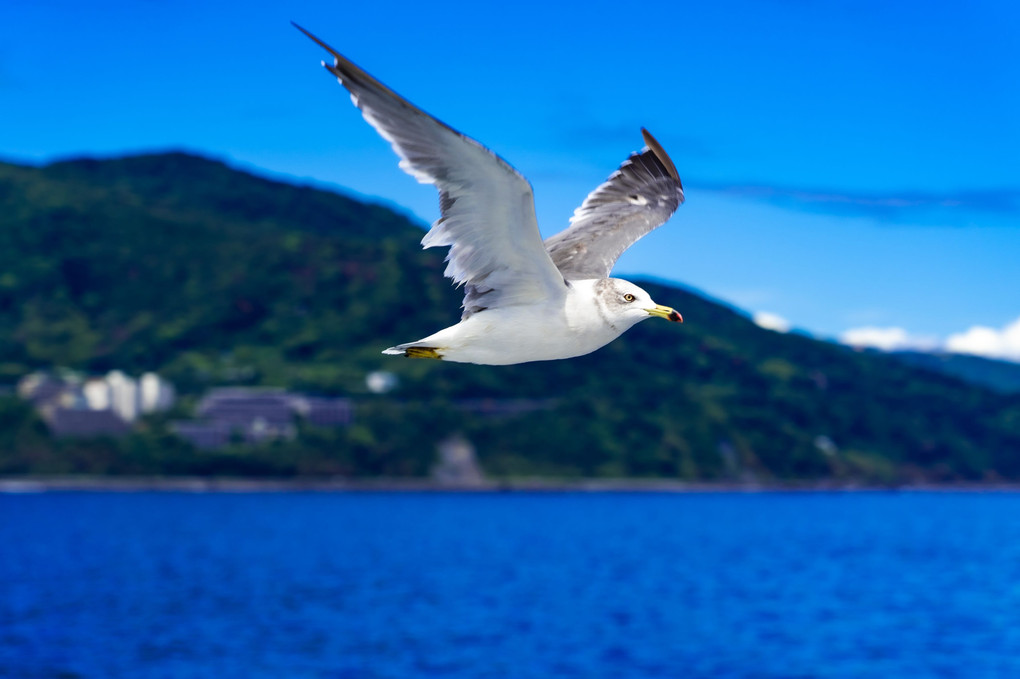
<box><xmin>141</xmin><ymin>372</ymin><xmax>176</xmax><ymax>413</ymax></box>
<box><xmin>18</xmin><ymin>372</ymin><xmax>71</xmax><ymax>406</ymax></box>
<box><xmin>17</xmin><ymin>369</ymin><xmax>177</xmax><ymax>437</ymax></box>
<box><xmin>79</xmin><ymin>372</ymin><xmax>176</xmax><ymax>422</ymax></box>
<box><xmin>83</xmin><ymin>378</ymin><xmax>112</xmax><ymax>411</ymax></box>
<box><xmin>196</xmin><ymin>388</ymin><xmax>297</xmax><ymax>434</ymax></box>
<box><xmin>172</xmin><ymin>387</ymin><xmax>353</xmax><ymax>450</ymax></box>
<box><xmin>18</xmin><ymin>371</ymin><xmax>351</xmax><ymax>448</ymax></box>
<box><xmin>105</xmin><ymin>371</ymin><xmax>139</xmax><ymax>422</ymax></box>
<box><xmin>43</xmin><ymin>407</ymin><xmax>132</xmax><ymax>438</ymax></box>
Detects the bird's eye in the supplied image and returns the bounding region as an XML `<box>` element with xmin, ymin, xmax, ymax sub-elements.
<box><xmin>623</xmin><ymin>293</ymin><xmax>636</xmax><ymax>302</ymax></box>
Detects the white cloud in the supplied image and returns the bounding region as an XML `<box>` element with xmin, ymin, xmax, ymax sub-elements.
<box><xmin>945</xmin><ymin>316</ymin><xmax>1020</xmax><ymax>361</ymax></box>
<box><xmin>753</xmin><ymin>311</ymin><xmax>791</xmax><ymax>333</ymax></box>
<box><xmin>839</xmin><ymin>317</ymin><xmax>1020</xmax><ymax>363</ymax></box>
<box><xmin>839</xmin><ymin>326</ymin><xmax>939</xmax><ymax>352</ymax></box>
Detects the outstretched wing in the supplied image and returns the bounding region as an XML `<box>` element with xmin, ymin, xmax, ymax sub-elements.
<box><xmin>544</xmin><ymin>129</ymin><xmax>684</xmax><ymax>280</ymax></box>
<box><xmin>294</xmin><ymin>24</ymin><xmax>566</xmax><ymax>317</ymax></box>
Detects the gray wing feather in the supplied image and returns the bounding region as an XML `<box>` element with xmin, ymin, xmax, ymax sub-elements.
<box><xmin>294</xmin><ymin>24</ymin><xmax>566</xmax><ymax>318</ymax></box>
<box><xmin>544</xmin><ymin>128</ymin><xmax>684</xmax><ymax>280</ymax></box>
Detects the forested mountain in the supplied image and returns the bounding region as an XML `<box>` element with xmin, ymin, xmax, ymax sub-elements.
<box><xmin>892</xmin><ymin>351</ymin><xmax>1020</xmax><ymax>395</ymax></box>
<box><xmin>1</xmin><ymin>152</ymin><xmax>1018</xmax><ymax>481</ymax></box>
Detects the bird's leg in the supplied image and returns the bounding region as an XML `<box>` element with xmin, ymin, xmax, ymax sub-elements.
<box><xmin>404</xmin><ymin>347</ymin><xmax>443</xmax><ymax>360</ymax></box>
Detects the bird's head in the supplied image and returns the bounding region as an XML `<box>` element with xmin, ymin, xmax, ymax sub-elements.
<box><xmin>599</xmin><ymin>279</ymin><xmax>683</xmax><ymax>328</ymax></box>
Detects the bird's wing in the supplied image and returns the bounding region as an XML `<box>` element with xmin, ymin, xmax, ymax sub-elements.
<box><xmin>294</xmin><ymin>24</ymin><xmax>567</xmax><ymax>318</ymax></box>
<box><xmin>544</xmin><ymin>129</ymin><xmax>684</xmax><ymax>280</ymax></box>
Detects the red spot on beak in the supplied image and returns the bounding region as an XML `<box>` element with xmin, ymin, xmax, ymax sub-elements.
<box><xmin>669</xmin><ymin>310</ymin><xmax>683</xmax><ymax>323</ymax></box>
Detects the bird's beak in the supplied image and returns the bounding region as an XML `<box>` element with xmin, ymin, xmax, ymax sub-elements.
<box><xmin>646</xmin><ymin>305</ymin><xmax>683</xmax><ymax>323</ymax></box>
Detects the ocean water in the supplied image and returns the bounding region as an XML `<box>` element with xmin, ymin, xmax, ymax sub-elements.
<box><xmin>3</xmin><ymin>490</ymin><xmax>1020</xmax><ymax>678</ymax></box>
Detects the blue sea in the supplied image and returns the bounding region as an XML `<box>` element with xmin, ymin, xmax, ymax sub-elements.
<box><xmin>3</xmin><ymin>490</ymin><xmax>1020</xmax><ymax>678</ymax></box>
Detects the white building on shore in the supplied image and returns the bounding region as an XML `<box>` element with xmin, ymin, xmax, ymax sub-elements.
<box><xmin>19</xmin><ymin>369</ymin><xmax>177</xmax><ymax>436</ymax></box>
<box><xmin>82</xmin><ymin>371</ymin><xmax>176</xmax><ymax>422</ymax></box>
<box><xmin>141</xmin><ymin>372</ymin><xmax>176</xmax><ymax>413</ymax></box>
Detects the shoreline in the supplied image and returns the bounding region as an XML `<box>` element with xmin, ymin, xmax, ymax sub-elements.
<box><xmin>4</xmin><ymin>475</ymin><xmax>1020</xmax><ymax>494</ymax></box>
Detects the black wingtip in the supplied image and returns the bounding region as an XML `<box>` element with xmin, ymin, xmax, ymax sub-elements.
<box><xmin>640</xmin><ymin>128</ymin><xmax>682</xmax><ymax>187</ymax></box>
<box><xmin>291</xmin><ymin>21</ymin><xmax>341</xmax><ymax>63</ymax></box>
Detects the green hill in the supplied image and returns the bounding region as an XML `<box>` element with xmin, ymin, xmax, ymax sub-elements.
<box><xmin>892</xmin><ymin>351</ymin><xmax>1020</xmax><ymax>395</ymax></box>
<box><xmin>1</xmin><ymin>152</ymin><xmax>1018</xmax><ymax>482</ymax></box>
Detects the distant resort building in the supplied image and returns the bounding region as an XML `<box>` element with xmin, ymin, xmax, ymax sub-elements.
<box><xmin>46</xmin><ymin>408</ymin><xmax>132</xmax><ymax>438</ymax></box>
<box><xmin>17</xmin><ymin>370</ymin><xmax>353</xmax><ymax>448</ymax></box>
<box><xmin>171</xmin><ymin>387</ymin><xmax>353</xmax><ymax>450</ymax></box>
<box><xmin>16</xmin><ymin>369</ymin><xmax>543</xmax><ymax>451</ymax></box>
<box><xmin>17</xmin><ymin>370</ymin><xmax>176</xmax><ymax>437</ymax></box>
<box><xmin>18</xmin><ymin>373</ymin><xmax>69</xmax><ymax>407</ymax></box>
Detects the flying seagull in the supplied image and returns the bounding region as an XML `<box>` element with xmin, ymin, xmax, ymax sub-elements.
<box><xmin>294</xmin><ymin>24</ymin><xmax>685</xmax><ymax>365</ymax></box>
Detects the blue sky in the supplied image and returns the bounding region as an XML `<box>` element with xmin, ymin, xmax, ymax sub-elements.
<box><xmin>3</xmin><ymin>0</ymin><xmax>1019</xmax><ymax>359</ymax></box>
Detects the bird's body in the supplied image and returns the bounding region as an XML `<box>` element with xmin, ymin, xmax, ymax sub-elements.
<box><xmin>387</xmin><ymin>278</ymin><xmax>668</xmax><ymax>365</ymax></box>
<box><xmin>295</xmin><ymin>24</ymin><xmax>686</xmax><ymax>365</ymax></box>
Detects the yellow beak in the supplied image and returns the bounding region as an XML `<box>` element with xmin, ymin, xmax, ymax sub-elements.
<box><xmin>645</xmin><ymin>304</ymin><xmax>683</xmax><ymax>323</ymax></box>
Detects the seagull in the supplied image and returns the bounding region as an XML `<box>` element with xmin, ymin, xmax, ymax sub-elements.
<box><xmin>294</xmin><ymin>24</ymin><xmax>685</xmax><ymax>366</ymax></box>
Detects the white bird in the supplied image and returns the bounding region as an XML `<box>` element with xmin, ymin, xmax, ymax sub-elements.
<box><xmin>295</xmin><ymin>24</ymin><xmax>685</xmax><ymax>366</ymax></box>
